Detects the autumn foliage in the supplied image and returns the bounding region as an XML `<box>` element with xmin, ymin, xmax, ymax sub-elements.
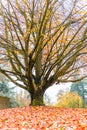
<box><xmin>55</xmin><ymin>92</ymin><xmax>83</xmax><ymax>108</ymax></box>
<box><xmin>0</xmin><ymin>0</ymin><xmax>87</xmax><ymax>105</ymax></box>
<box><xmin>0</xmin><ymin>106</ymin><xmax>87</xmax><ymax>129</ymax></box>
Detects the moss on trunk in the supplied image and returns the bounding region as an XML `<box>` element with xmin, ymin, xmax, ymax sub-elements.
<box><xmin>30</xmin><ymin>90</ymin><xmax>44</xmax><ymax>106</ymax></box>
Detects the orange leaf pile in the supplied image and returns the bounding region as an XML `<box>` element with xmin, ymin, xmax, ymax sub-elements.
<box><xmin>0</xmin><ymin>106</ymin><xmax>87</xmax><ymax>129</ymax></box>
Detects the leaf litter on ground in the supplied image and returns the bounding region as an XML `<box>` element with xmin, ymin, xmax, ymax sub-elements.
<box><xmin>0</xmin><ymin>106</ymin><xmax>87</xmax><ymax>129</ymax></box>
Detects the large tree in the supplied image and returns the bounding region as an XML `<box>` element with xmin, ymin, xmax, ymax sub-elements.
<box><xmin>0</xmin><ymin>0</ymin><xmax>87</xmax><ymax>105</ymax></box>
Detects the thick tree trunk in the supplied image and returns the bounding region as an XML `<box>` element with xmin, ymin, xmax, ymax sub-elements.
<box><xmin>30</xmin><ymin>89</ymin><xmax>44</xmax><ymax>106</ymax></box>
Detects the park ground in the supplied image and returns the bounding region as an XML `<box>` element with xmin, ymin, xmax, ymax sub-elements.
<box><xmin>0</xmin><ymin>106</ymin><xmax>87</xmax><ymax>129</ymax></box>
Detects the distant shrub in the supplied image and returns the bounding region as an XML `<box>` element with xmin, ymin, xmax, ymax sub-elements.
<box><xmin>55</xmin><ymin>92</ymin><xmax>83</xmax><ymax>108</ymax></box>
<box><xmin>14</xmin><ymin>91</ymin><xmax>31</xmax><ymax>107</ymax></box>
<box><xmin>10</xmin><ymin>98</ymin><xmax>20</xmax><ymax>108</ymax></box>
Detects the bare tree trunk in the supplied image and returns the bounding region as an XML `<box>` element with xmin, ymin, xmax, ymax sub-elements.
<box><xmin>30</xmin><ymin>89</ymin><xmax>44</xmax><ymax>106</ymax></box>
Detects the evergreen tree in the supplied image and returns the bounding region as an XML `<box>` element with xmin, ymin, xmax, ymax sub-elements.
<box><xmin>70</xmin><ymin>79</ymin><xmax>87</xmax><ymax>107</ymax></box>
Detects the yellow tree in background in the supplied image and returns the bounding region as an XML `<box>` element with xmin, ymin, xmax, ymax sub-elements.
<box><xmin>0</xmin><ymin>0</ymin><xmax>87</xmax><ymax>105</ymax></box>
<box><xmin>55</xmin><ymin>92</ymin><xmax>83</xmax><ymax>108</ymax></box>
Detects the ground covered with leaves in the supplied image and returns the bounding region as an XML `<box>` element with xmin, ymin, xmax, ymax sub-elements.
<box><xmin>0</xmin><ymin>106</ymin><xmax>87</xmax><ymax>129</ymax></box>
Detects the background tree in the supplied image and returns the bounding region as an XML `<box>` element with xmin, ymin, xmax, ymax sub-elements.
<box><xmin>70</xmin><ymin>78</ymin><xmax>87</xmax><ymax>107</ymax></box>
<box><xmin>0</xmin><ymin>79</ymin><xmax>15</xmax><ymax>98</ymax></box>
<box><xmin>55</xmin><ymin>92</ymin><xmax>83</xmax><ymax>108</ymax></box>
<box><xmin>0</xmin><ymin>0</ymin><xmax>87</xmax><ymax>105</ymax></box>
<box><xmin>0</xmin><ymin>79</ymin><xmax>19</xmax><ymax>108</ymax></box>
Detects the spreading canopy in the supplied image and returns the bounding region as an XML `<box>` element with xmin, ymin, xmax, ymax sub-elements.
<box><xmin>0</xmin><ymin>0</ymin><xmax>87</xmax><ymax>98</ymax></box>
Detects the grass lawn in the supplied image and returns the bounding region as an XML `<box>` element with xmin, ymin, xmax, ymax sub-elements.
<box><xmin>0</xmin><ymin>106</ymin><xmax>87</xmax><ymax>129</ymax></box>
